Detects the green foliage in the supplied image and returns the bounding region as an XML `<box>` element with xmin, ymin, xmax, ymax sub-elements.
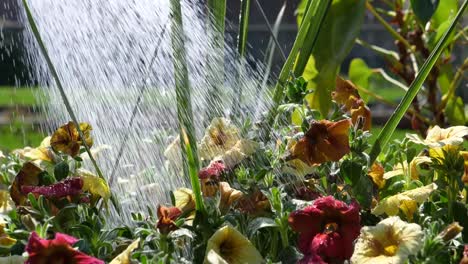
<box><xmin>410</xmin><ymin>0</ymin><xmax>440</xmax><ymax>25</ymax></box>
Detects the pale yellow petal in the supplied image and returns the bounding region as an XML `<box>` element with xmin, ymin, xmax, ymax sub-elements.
<box><xmin>109</xmin><ymin>238</ymin><xmax>140</xmax><ymax>264</ymax></box>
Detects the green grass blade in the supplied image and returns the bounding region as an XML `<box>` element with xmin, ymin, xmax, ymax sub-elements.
<box><xmin>237</xmin><ymin>0</ymin><xmax>251</xmax><ymax>58</ymax></box>
<box><xmin>170</xmin><ymin>0</ymin><xmax>202</xmax><ymax>211</ymax></box>
<box><xmin>262</xmin><ymin>0</ymin><xmax>329</xmax><ymax>140</ymax></box>
<box><xmin>181</xmin><ymin>129</ymin><xmax>205</xmax><ymax>213</ymax></box>
<box><xmin>21</xmin><ymin>0</ymin><xmax>120</xmax><ymax>213</ymax></box>
<box><xmin>293</xmin><ymin>0</ymin><xmax>332</xmax><ymax>76</ymax></box>
<box><xmin>368</xmin><ymin>0</ymin><xmax>467</xmax><ymax>164</ymax></box>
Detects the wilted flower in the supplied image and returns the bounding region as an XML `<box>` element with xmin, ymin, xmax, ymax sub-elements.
<box><xmin>50</xmin><ymin>122</ymin><xmax>93</xmax><ymax>157</ymax></box>
<box><xmin>236</xmin><ymin>191</ymin><xmax>270</xmax><ymax>216</ymax></box>
<box><xmin>351</xmin><ymin>216</ymin><xmax>424</xmax><ymax>264</ymax></box>
<box><xmin>219</xmin><ymin>182</ymin><xmax>243</xmax><ymax>214</ymax></box>
<box><xmin>156</xmin><ymin>205</ymin><xmax>181</xmax><ymax>235</ymax></box>
<box><xmin>21</xmin><ymin>178</ymin><xmax>84</xmax><ymax>198</ymax></box>
<box><xmin>290</xmin><ymin>119</ymin><xmax>351</xmax><ymax>166</ymax></box>
<box><xmin>10</xmin><ymin>162</ymin><xmax>43</xmax><ymax>206</ymax></box>
<box><xmin>368</xmin><ymin>163</ymin><xmax>385</xmax><ymax>189</ymax></box>
<box><xmin>204</xmin><ymin>225</ymin><xmax>263</xmax><ymax>264</ymax></box>
<box><xmin>350</xmin><ymin>100</ymin><xmax>372</xmax><ymax>131</ymax></box>
<box><xmin>109</xmin><ymin>238</ymin><xmax>140</xmax><ymax>264</ymax></box>
<box><xmin>372</xmin><ymin>183</ymin><xmax>437</xmax><ymax>219</ymax></box>
<box><xmin>0</xmin><ymin>223</ymin><xmax>16</xmax><ymax>248</ymax></box>
<box><xmin>437</xmin><ymin>222</ymin><xmax>463</xmax><ymax>242</ymax></box>
<box><xmin>199</xmin><ymin>118</ymin><xmax>240</xmax><ymax>160</ymax></box>
<box><xmin>406</xmin><ymin>125</ymin><xmax>468</xmax><ymax>148</ymax></box>
<box><xmin>288</xmin><ymin>196</ymin><xmax>360</xmax><ymax>262</ymax></box>
<box><xmin>25</xmin><ymin>232</ymin><xmax>104</xmax><ymax>264</ymax></box>
<box><xmin>332</xmin><ymin>77</ymin><xmax>360</xmax><ymax>107</ymax></box>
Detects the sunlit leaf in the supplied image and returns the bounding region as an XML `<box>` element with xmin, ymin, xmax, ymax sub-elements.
<box><xmin>445</xmin><ymin>96</ymin><xmax>466</xmax><ymax>125</ymax></box>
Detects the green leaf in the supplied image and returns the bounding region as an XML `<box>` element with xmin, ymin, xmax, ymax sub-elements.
<box><xmin>291</xmin><ymin>108</ymin><xmax>303</xmax><ymax>127</ymax></box>
<box><xmin>247</xmin><ymin>217</ymin><xmax>278</xmax><ymax>237</ymax></box>
<box><xmin>304</xmin><ymin>0</ymin><xmax>366</xmax><ymax>115</ymax></box>
<box><xmin>54</xmin><ymin>161</ymin><xmax>69</xmax><ymax>181</ymax></box>
<box><xmin>432</xmin><ymin>0</ymin><xmax>458</xmax><ymax>27</ymax></box>
<box><xmin>369</xmin><ymin>0</ymin><xmax>467</xmax><ymax>165</ymax></box>
<box><xmin>348</xmin><ymin>58</ymin><xmax>373</xmax><ymax>101</ymax></box>
<box><xmin>445</xmin><ymin>96</ymin><xmax>466</xmax><ymax>125</ymax></box>
<box><xmin>410</xmin><ymin>0</ymin><xmax>440</xmax><ymax>25</ymax></box>
<box><xmin>352</xmin><ymin>174</ymin><xmax>373</xmax><ymax>208</ymax></box>
<box><xmin>340</xmin><ymin>160</ymin><xmax>362</xmax><ymax>184</ymax></box>
<box><xmin>237</xmin><ymin>0</ymin><xmax>251</xmax><ymax>57</ymax></box>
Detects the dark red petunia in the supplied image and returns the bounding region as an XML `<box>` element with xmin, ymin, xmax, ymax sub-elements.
<box><xmin>21</xmin><ymin>178</ymin><xmax>84</xmax><ymax>198</ymax></box>
<box><xmin>288</xmin><ymin>196</ymin><xmax>360</xmax><ymax>262</ymax></box>
<box><xmin>26</xmin><ymin>232</ymin><xmax>103</xmax><ymax>264</ymax></box>
<box><xmin>156</xmin><ymin>205</ymin><xmax>182</xmax><ymax>235</ymax></box>
<box><xmin>298</xmin><ymin>253</ymin><xmax>327</xmax><ymax>264</ymax></box>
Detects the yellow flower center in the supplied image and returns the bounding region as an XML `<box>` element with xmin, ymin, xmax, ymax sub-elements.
<box><xmin>210</xmin><ymin>128</ymin><xmax>228</xmax><ymax>146</ymax></box>
<box><xmin>324</xmin><ymin>222</ymin><xmax>338</xmax><ymax>234</ymax></box>
<box><xmin>383</xmin><ymin>244</ymin><xmax>398</xmax><ymax>256</ymax></box>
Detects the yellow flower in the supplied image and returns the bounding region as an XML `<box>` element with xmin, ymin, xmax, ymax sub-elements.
<box><xmin>461</xmin><ymin>151</ymin><xmax>468</xmax><ymax>184</ymax></box>
<box><xmin>218</xmin><ymin>139</ymin><xmax>259</xmax><ymax>168</ymax></box>
<box><xmin>174</xmin><ymin>188</ymin><xmax>196</xmax><ymax>214</ymax></box>
<box><xmin>109</xmin><ymin>238</ymin><xmax>140</xmax><ymax>264</ymax></box>
<box><xmin>204</xmin><ymin>225</ymin><xmax>263</xmax><ymax>264</ymax></box>
<box><xmin>407</xmin><ymin>125</ymin><xmax>468</xmax><ymax>148</ymax></box>
<box><xmin>282</xmin><ymin>159</ymin><xmax>316</xmax><ymax>179</ymax></box>
<box><xmin>0</xmin><ymin>223</ymin><xmax>16</xmax><ymax>248</ymax></box>
<box><xmin>368</xmin><ymin>163</ymin><xmax>385</xmax><ymax>189</ymax></box>
<box><xmin>22</xmin><ymin>137</ymin><xmax>55</xmax><ymax>163</ymax></box>
<box><xmin>79</xmin><ymin>170</ymin><xmax>111</xmax><ymax>202</ymax></box>
<box><xmin>351</xmin><ymin>216</ymin><xmax>423</xmax><ymax>264</ymax></box>
<box><xmin>219</xmin><ymin>182</ymin><xmax>243</xmax><ymax>214</ymax></box>
<box><xmin>372</xmin><ymin>183</ymin><xmax>437</xmax><ymax>219</ymax></box>
<box><xmin>50</xmin><ymin>122</ymin><xmax>93</xmax><ymax>157</ymax></box>
<box><xmin>383</xmin><ymin>157</ymin><xmax>431</xmax><ymax>181</ymax></box>
<box><xmin>164</xmin><ymin>136</ymin><xmax>182</xmax><ymax>171</ymax></box>
<box><xmin>0</xmin><ymin>190</ymin><xmax>13</xmax><ymax>213</ymax></box>
<box><xmin>199</xmin><ymin>118</ymin><xmax>241</xmax><ymax>160</ymax></box>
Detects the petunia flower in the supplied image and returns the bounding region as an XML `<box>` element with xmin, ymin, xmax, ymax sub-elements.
<box><xmin>10</xmin><ymin>162</ymin><xmax>43</xmax><ymax>206</ymax></box>
<box><xmin>156</xmin><ymin>205</ymin><xmax>182</xmax><ymax>235</ymax></box>
<box><xmin>368</xmin><ymin>163</ymin><xmax>385</xmax><ymax>189</ymax></box>
<box><xmin>218</xmin><ymin>139</ymin><xmax>259</xmax><ymax>169</ymax></box>
<box><xmin>351</xmin><ymin>216</ymin><xmax>423</xmax><ymax>264</ymax></box>
<box><xmin>406</xmin><ymin>125</ymin><xmax>468</xmax><ymax>148</ymax></box>
<box><xmin>173</xmin><ymin>188</ymin><xmax>196</xmax><ymax>214</ymax></box>
<box><xmin>199</xmin><ymin>160</ymin><xmax>225</xmax><ymax>197</ymax></box>
<box><xmin>288</xmin><ymin>196</ymin><xmax>361</xmax><ymax>262</ymax></box>
<box><xmin>0</xmin><ymin>223</ymin><xmax>16</xmax><ymax>248</ymax></box>
<box><xmin>22</xmin><ymin>137</ymin><xmax>55</xmax><ymax>164</ymax></box>
<box><xmin>78</xmin><ymin>170</ymin><xmax>111</xmax><ymax>202</ymax></box>
<box><xmin>332</xmin><ymin>77</ymin><xmax>360</xmax><ymax>107</ymax></box>
<box><xmin>109</xmin><ymin>238</ymin><xmax>140</xmax><ymax>264</ymax></box>
<box><xmin>25</xmin><ymin>232</ymin><xmax>104</xmax><ymax>264</ymax></box>
<box><xmin>350</xmin><ymin>99</ymin><xmax>372</xmax><ymax>131</ymax></box>
<box><xmin>50</xmin><ymin>122</ymin><xmax>94</xmax><ymax>157</ymax></box>
<box><xmin>460</xmin><ymin>245</ymin><xmax>468</xmax><ymax>264</ymax></box>
<box><xmin>290</xmin><ymin>119</ymin><xmax>351</xmax><ymax>166</ymax></box>
<box><xmin>164</xmin><ymin>136</ymin><xmax>183</xmax><ymax>171</ymax></box>
<box><xmin>204</xmin><ymin>225</ymin><xmax>263</xmax><ymax>264</ymax></box>
<box><xmin>372</xmin><ymin>183</ymin><xmax>437</xmax><ymax>219</ymax></box>
<box><xmin>236</xmin><ymin>191</ymin><xmax>270</xmax><ymax>216</ymax></box>
<box><xmin>199</xmin><ymin>118</ymin><xmax>241</xmax><ymax>161</ymax></box>
<box><xmin>218</xmin><ymin>182</ymin><xmax>243</xmax><ymax>214</ymax></box>
<box><xmin>21</xmin><ymin>178</ymin><xmax>84</xmax><ymax>198</ymax></box>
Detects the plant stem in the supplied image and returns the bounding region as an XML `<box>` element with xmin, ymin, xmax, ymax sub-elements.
<box><xmin>263</xmin><ymin>0</ymin><xmax>329</xmax><ymax>141</ymax></box>
<box><xmin>366</xmin><ymin>1</ymin><xmax>413</xmax><ymax>52</ymax></box>
<box><xmin>368</xmin><ymin>0</ymin><xmax>468</xmax><ymax>164</ymax></box>
<box><xmin>170</xmin><ymin>0</ymin><xmax>203</xmax><ymax>213</ymax></box>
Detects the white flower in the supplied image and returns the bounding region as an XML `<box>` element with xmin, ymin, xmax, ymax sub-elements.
<box><xmin>217</xmin><ymin>139</ymin><xmax>259</xmax><ymax>168</ymax></box>
<box><xmin>351</xmin><ymin>216</ymin><xmax>424</xmax><ymax>264</ymax></box>
<box><xmin>407</xmin><ymin>125</ymin><xmax>468</xmax><ymax>148</ymax></box>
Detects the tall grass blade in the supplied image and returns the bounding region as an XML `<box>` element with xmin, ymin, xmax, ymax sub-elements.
<box><xmin>262</xmin><ymin>0</ymin><xmax>329</xmax><ymax>140</ymax></box>
<box><xmin>170</xmin><ymin>0</ymin><xmax>202</xmax><ymax>211</ymax></box>
<box><xmin>21</xmin><ymin>0</ymin><xmax>121</xmax><ymax>213</ymax></box>
<box><xmin>181</xmin><ymin>129</ymin><xmax>205</xmax><ymax>213</ymax></box>
<box><xmin>293</xmin><ymin>0</ymin><xmax>332</xmax><ymax>76</ymax></box>
<box><xmin>369</xmin><ymin>0</ymin><xmax>467</xmax><ymax>164</ymax></box>
<box><xmin>237</xmin><ymin>0</ymin><xmax>251</xmax><ymax>58</ymax></box>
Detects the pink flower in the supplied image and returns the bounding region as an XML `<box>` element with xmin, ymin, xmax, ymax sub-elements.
<box><xmin>21</xmin><ymin>178</ymin><xmax>84</xmax><ymax>198</ymax></box>
<box><xmin>288</xmin><ymin>196</ymin><xmax>360</xmax><ymax>263</ymax></box>
<box><xmin>198</xmin><ymin>160</ymin><xmax>226</xmax><ymax>180</ymax></box>
<box><xmin>26</xmin><ymin>232</ymin><xmax>103</xmax><ymax>264</ymax></box>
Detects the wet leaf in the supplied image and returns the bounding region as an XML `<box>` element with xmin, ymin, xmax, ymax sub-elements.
<box><xmin>303</xmin><ymin>0</ymin><xmax>366</xmax><ymax>115</ymax></box>
<box><xmin>247</xmin><ymin>217</ymin><xmax>277</xmax><ymax>238</ymax></box>
<box><xmin>54</xmin><ymin>161</ymin><xmax>69</xmax><ymax>181</ymax></box>
<box><xmin>410</xmin><ymin>0</ymin><xmax>439</xmax><ymax>25</ymax></box>
<box><xmin>445</xmin><ymin>96</ymin><xmax>466</xmax><ymax>125</ymax></box>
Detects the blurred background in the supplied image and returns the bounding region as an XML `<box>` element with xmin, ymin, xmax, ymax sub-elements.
<box><xmin>0</xmin><ymin>0</ymin><xmax>466</xmax><ymax>151</ymax></box>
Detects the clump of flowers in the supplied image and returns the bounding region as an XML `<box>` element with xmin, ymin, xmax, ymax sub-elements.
<box><xmin>288</xmin><ymin>196</ymin><xmax>361</xmax><ymax>263</ymax></box>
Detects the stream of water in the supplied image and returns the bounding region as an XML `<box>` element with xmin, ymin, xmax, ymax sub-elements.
<box><xmin>18</xmin><ymin>0</ymin><xmax>270</xmax><ymax>224</ymax></box>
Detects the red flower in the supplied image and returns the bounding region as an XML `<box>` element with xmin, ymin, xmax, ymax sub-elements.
<box><xmin>288</xmin><ymin>196</ymin><xmax>360</xmax><ymax>262</ymax></box>
<box><xmin>299</xmin><ymin>253</ymin><xmax>327</xmax><ymax>264</ymax></box>
<box><xmin>22</xmin><ymin>178</ymin><xmax>84</xmax><ymax>198</ymax></box>
<box><xmin>156</xmin><ymin>205</ymin><xmax>182</xmax><ymax>235</ymax></box>
<box><xmin>198</xmin><ymin>160</ymin><xmax>226</xmax><ymax>180</ymax></box>
<box><xmin>26</xmin><ymin>232</ymin><xmax>103</xmax><ymax>264</ymax></box>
